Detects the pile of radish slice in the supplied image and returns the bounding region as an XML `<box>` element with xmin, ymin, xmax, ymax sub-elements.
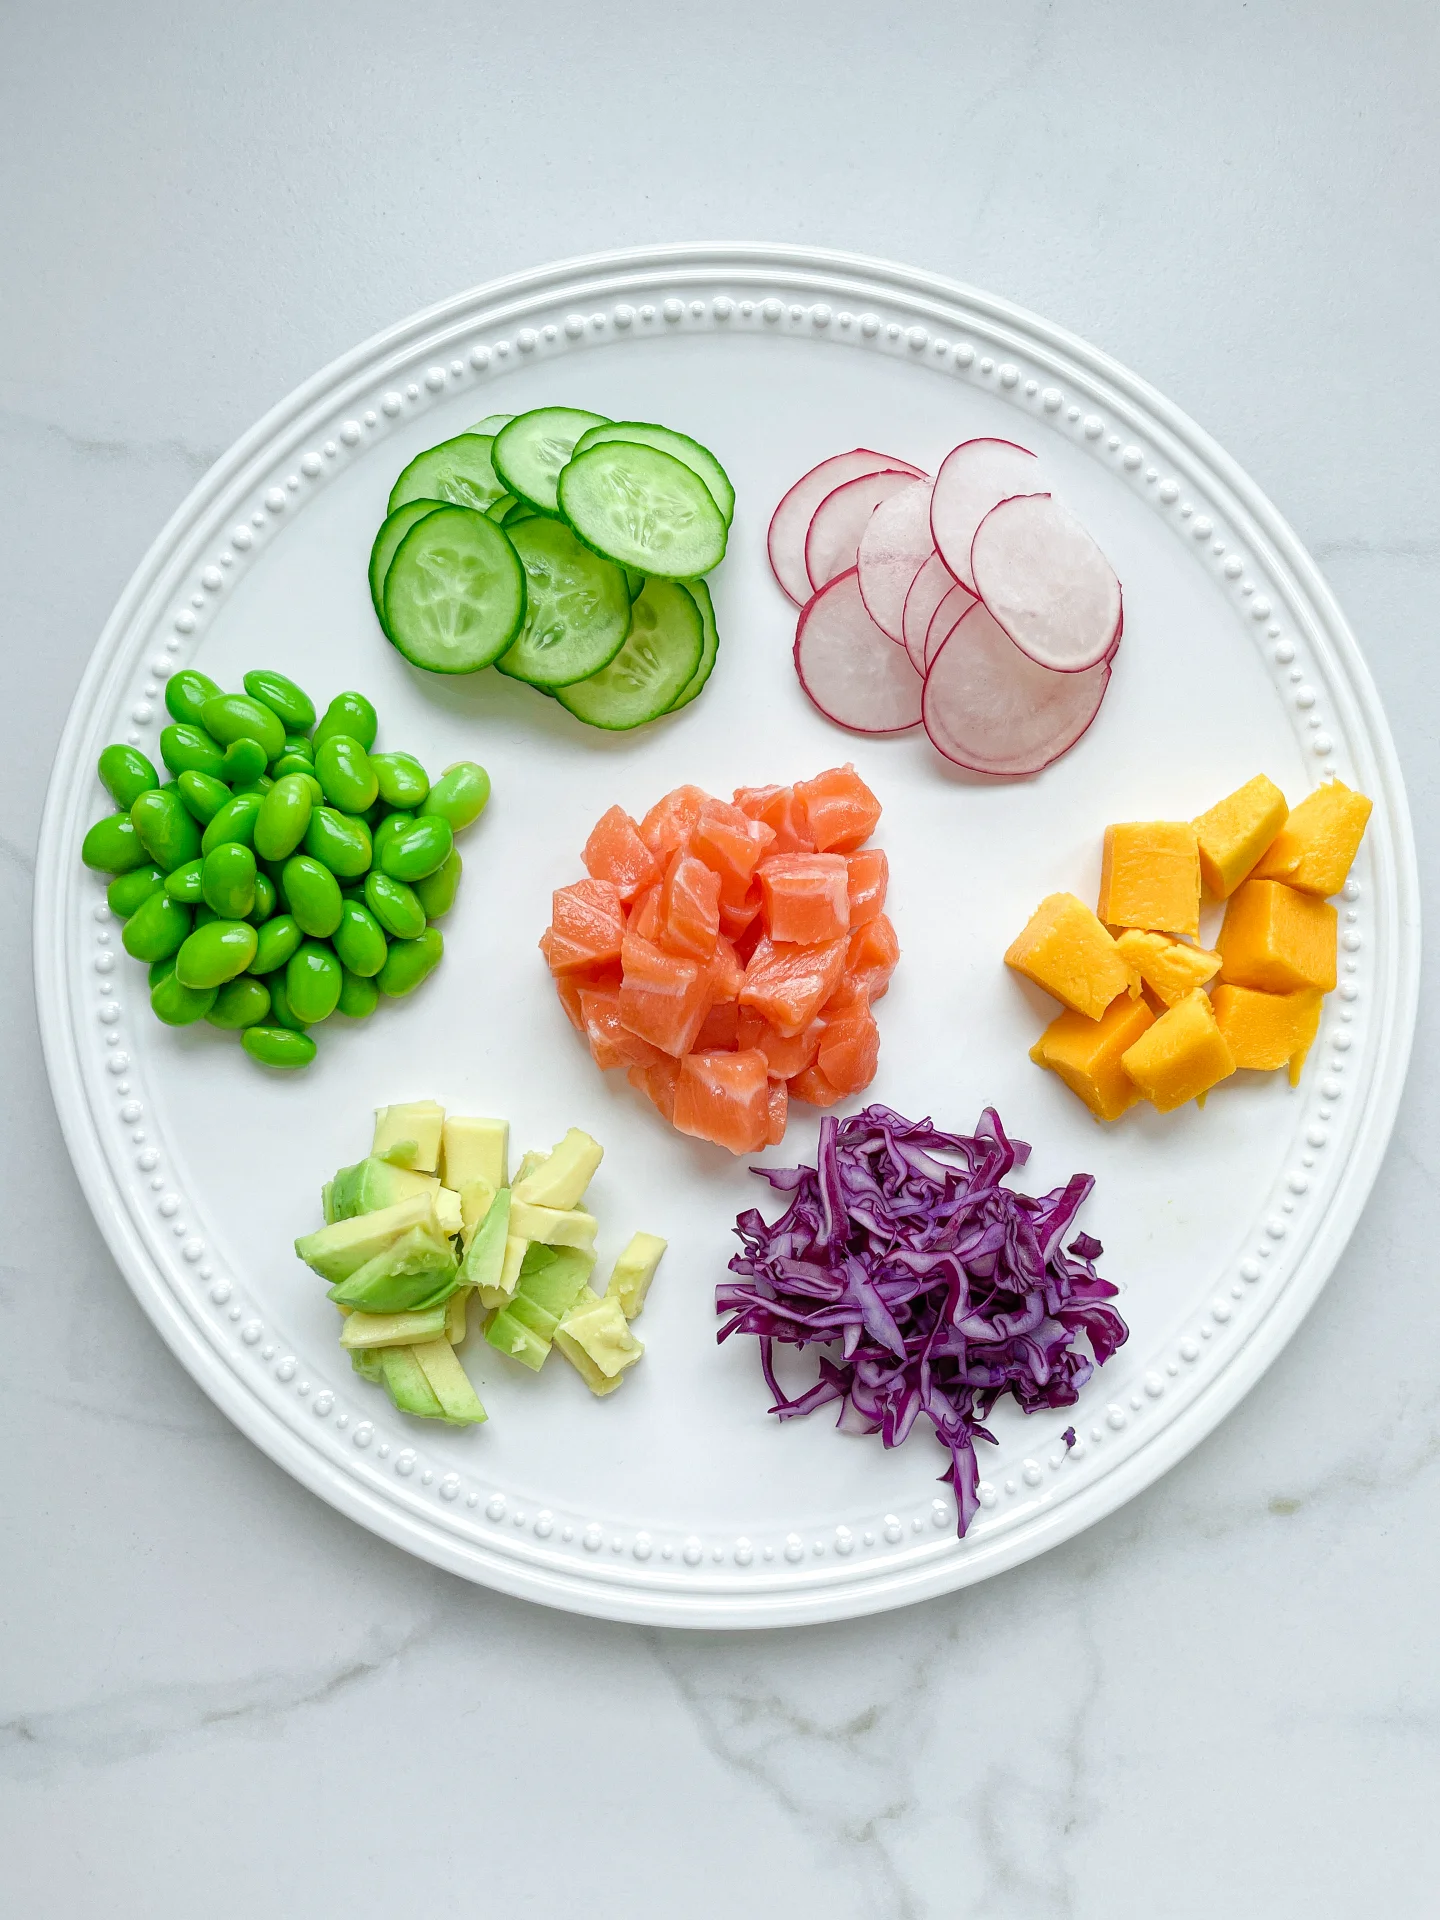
<box><xmin>770</xmin><ymin>440</ymin><xmax>1123</xmax><ymax>776</ymax></box>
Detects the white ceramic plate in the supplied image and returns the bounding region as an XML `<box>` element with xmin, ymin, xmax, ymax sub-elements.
<box><xmin>36</xmin><ymin>245</ymin><xmax>1419</xmax><ymax>1628</ymax></box>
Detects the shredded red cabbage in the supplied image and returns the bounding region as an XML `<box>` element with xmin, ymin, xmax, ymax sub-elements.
<box><xmin>717</xmin><ymin>1105</ymin><xmax>1128</xmax><ymax>1537</ymax></box>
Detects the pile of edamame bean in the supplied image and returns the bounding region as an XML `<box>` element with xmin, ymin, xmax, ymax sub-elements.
<box><xmin>82</xmin><ymin>669</ymin><xmax>490</xmax><ymax>1069</ymax></box>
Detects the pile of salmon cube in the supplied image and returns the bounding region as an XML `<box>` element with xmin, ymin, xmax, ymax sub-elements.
<box><xmin>540</xmin><ymin>766</ymin><xmax>899</xmax><ymax>1153</ymax></box>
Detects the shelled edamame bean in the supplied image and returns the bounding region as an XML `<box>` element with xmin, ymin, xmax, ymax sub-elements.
<box><xmin>82</xmin><ymin>667</ymin><xmax>491</xmax><ymax>1069</ymax></box>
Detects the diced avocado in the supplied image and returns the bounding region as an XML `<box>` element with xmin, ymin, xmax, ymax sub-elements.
<box><xmin>435</xmin><ymin>1186</ymin><xmax>463</xmax><ymax>1237</ymax></box>
<box><xmin>554</xmin><ymin>1287</ymin><xmax>639</xmax><ymax>1395</ymax></box>
<box><xmin>380</xmin><ymin>1345</ymin><xmax>444</xmax><ymax>1417</ymax></box>
<box><xmin>606</xmin><ymin>1231</ymin><xmax>668</xmax><ymax>1319</ymax></box>
<box><xmin>513</xmin><ymin>1148</ymin><xmax>548</xmax><ymax>1187</ymax></box>
<box><xmin>322</xmin><ymin>1180</ymin><xmax>336</xmax><ymax>1224</ymax></box>
<box><xmin>339</xmin><ymin>1303</ymin><xmax>450</xmax><ymax>1350</ymax></box>
<box><xmin>459</xmin><ymin>1188</ymin><xmax>512</xmax><ymax>1298</ymax></box>
<box><xmin>445</xmin><ymin>1287</ymin><xmax>469</xmax><ymax>1345</ymax></box>
<box><xmin>378</xmin><ymin>1140</ymin><xmax>419</xmax><ymax>1167</ymax></box>
<box><xmin>441</xmin><ymin>1115</ymin><xmax>509</xmax><ymax>1192</ymax></box>
<box><xmin>294</xmin><ymin>1192</ymin><xmax>438</xmax><ymax>1282</ymax></box>
<box><xmin>485</xmin><ymin>1243</ymin><xmax>593</xmax><ymax>1370</ymax></box>
<box><xmin>486</xmin><ymin>1312</ymin><xmax>550</xmax><ymax>1371</ymax></box>
<box><xmin>512</xmin><ymin>1128</ymin><xmax>603</xmax><ymax>1210</ymax></box>
<box><xmin>487</xmin><ymin>1228</ymin><xmax>529</xmax><ymax>1306</ymax></box>
<box><xmin>509</xmin><ymin>1199</ymin><xmax>598</xmax><ymax>1248</ymax></box>
<box><xmin>372</xmin><ymin>1100</ymin><xmax>445</xmax><ymax>1172</ymax></box>
<box><xmin>458</xmin><ymin>1176</ymin><xmax>496</xmax><ymax>1246</ymax></box>
<box><xmin>329</xmin><ymin>1155</ymin><xmax>440</xmax><ymax>1220</ymax></box>
<box><xmin>327</xmin><ymin>1225</ymin><xmax>458</xmax><ymax>1313</ymax></box>
<box><xmin>350</xmin><ymin>1346</ymin><xmax>383</xmax><ymax>1382</ymax></box>
<box><xmin>557</xmin><ymin>1289</ymin><xmax>644</xmax><ymax>1379</ymax></box>
<box><xmin>411</xmin><ymin>1338</ymin><xmax>487</xmax><ymax>1424</ymax></box>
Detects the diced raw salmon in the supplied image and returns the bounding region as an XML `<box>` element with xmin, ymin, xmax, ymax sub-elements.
<box><xmin>765</xmin><ymin>1080</ymin><xmax>788</xmax><ymax>1146</ymax></box>
<box><xmin>758</xmin><ymin>852</ymin><xmax>851</xmax><ymax>946</ymax></box>
<box><xmin>659</xmin><ymin>850</ymin><xmax>721</xmax><ymax>960</ymax></box>
<box><xmin>629</xmin><ymin>882</ymin><xmax>662</xmax><ymax>942</ymax></box>
<box><xmin>739</xmin><ymin>935</ymin><xmax>847</xmax><ymax>1038</ymax></box>
<box><xmin>846</xmin><ymin>848</ymin><xmax>888</xmax><ymax>926</ymax></box>
<box><xmin>733</xmin><ymin>784</ymin><xmax>815</xmax><ymax>852</ymax></box>
<box><xmin>737</xmin><ymin>1005</ymin><xmax>824</xmax><ymax>1079</ymax></box>
<box><xmin>817</xmin><ymin>997</ymin><xmax>880</xmax><ymax>1094</ymax></box>
<box><xmin>789</xmin><ymin>1064</ymin><xmax>845</xmax><ymax>1107</ymax></box>
<box><xmin>639</xmin><ymin>785</ymin><xmax>710</xmax><ymax>859</ymax></box>
<box><xmin>846</xmin><ymin>913</ymin><xmax>900</xmax><ymax>1001</ymax></box>
<box><xmin>578</xmin><ymin>984</ymin><xmax>667</xmax><ymax>1070</ymax></box>
<box><xmin>628</xmin><ymin>1058</ymin><xmax>680</xmax><ymax>1124</ymax></box>
<box><xmin>673</xmin><ymin>1049</ymin><xmax>771</xmax><ymax>1154</ymax></box>
<box><xmin>541</xmin><ymin>879</ymin><xmax>625</xmax><ymax>975</ymax></box>
<box><xmin>710</xmin><ymin>934</ymin><xmax>745</xmax><ymax>1002</ymax></box>
<box><xmin>692</xmin><ymin>800</ymin><xmax>775</xmax><ymax>901</ymax></box>
<box><xmin>794</xmin><ymin>765</ymin><xmax>882</xmax><ymax>852</ymax></box>
<box><xmin>694</xmin><ymin>999</ymin><xmax>741</xmax><ymax>1051</ymax></box>
<box><xmin>618</xmin><ymin>928</ymin><xmax>714</xmax><ymax>1057</ymax></box>
<box><xmin>718</xmin><ymin>883</ymin><xmax>763</xmax><ymax>940</ymax></box>
<box><xmin>555</xmin><ymin>976</ymin><xmax>587</xmax><ymax>1034</ymax></box>
<box><xmin>583</xmin><ymin>805</ymin><xmax>660</xmax><ymax>901</ymax></box>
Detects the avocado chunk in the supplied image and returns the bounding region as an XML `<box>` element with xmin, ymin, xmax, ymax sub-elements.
<box><xmin>458</xmin><ymin>1187</ymin><xmax>511</xmax><ymax>1297</ymax></box>
<box><xmin>294</xmin><ymin>1192</ymin><xmax>439</xmax><ymax>1282</ymax></box>
<box><xmin>411</xmin><ymin>1338</ymin><xmax>487</xmax><ymax>1424</ymax></box>
<box><xmin>446</xmin><ymin>1289</ymin><xmax>469</xmax><ymax>1345</ymax></box>
<box><xmin>327</xmin><ymin>1226</ymin><xmax>458</xmax><ymax>1313</ymax></box>
<box><xmin>554</xmin><ymin>1286</ymin><xmax>643</xmax><ymax>1395</ymax></box>
<box><xmin>329</xmin><ymin>1155</ymin><xmax>439</xmax><ymax>1220</ymax></box>
<box><xmin>380</xmin><ymin>1345</ymin><xmax>444</xmax><ymax>1417</ymax></box>
<box><xmin>440</xmin><ymin>1115</ymin><xmax>509</xmax><ymax>1192</ymax></box>
<box><xmin>458</xmin><ymin>1176</ymin><xmax>497</xmax><ymax>1246</ymax></box>
<box><xmin>511</xmin><ymin>1128</ymin><xmax>602</xmax><ymax>1210</ymax></box>
<box><xmin>606</xmin><ymin>1231</ymin><xmax>668</xmax><ymax>1319</ymax></box>
<box><xmin>372</xmin><ymin>1100</ymin><xmax>445</xmax><ymax>1172</ymax></box>
<box><xmin>339</xmin><ymin>1303</ymin><xmax>450</xmax><ymax>1350</ymax></box>
<box><xmin>508</xmin><ymin>1199</ymin><xmax>598</xmax><ymax>1248</ymax></box>
<box><xmin>486</xmin><ymin>1243</ymin><xmax>593</xmax><ymax>1371</ymax></box>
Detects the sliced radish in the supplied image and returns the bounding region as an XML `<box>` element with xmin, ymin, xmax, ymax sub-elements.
<box><xmin>924</xmin><ymin>580</ymin><xmax>975</xmax><ymax>672</ymax></box>
<box><xmin>901</xmin><ymin>551</ymin><xmax>960</xmax><ymax>673</ymax></box>
<box><xmin>922</xmin><ymin>599</ymin><xmax>1110</xmax><ymax>775</ymax></box>
<box><xmin>805</xmin><ymin>470</ymin><xmax>924</xmax><ymax>596</ymax></box>
<box><xmin>970</xmin><ymin>492</ymin><xmax>1122</xmax><ymax>672</ymax></box>
<box><xmin>930</xmin><ymin>438</ymin><xmax>1038</xmax><ymax>591</ymax></box>
<box><xmin>794</xmin><ymin>569</ymin><xmax>924</xmax><ymax>734</ymax></box>
<box><xmin>856</xmin><ymin>477</ymin><xmax>935</xmax><ymax>641</ymax></box>
<box><xmin>768</xmin><ymin>449</ymin><xmax>923</xmax><ymax>606</ymax></box>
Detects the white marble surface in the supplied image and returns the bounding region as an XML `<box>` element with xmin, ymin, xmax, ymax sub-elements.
<box><xmin>3</xmin><ymin>3</ymin><xmax>1436</xmax><ymax>1912</ymax></box>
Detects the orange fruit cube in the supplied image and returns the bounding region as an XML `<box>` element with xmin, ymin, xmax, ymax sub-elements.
<box><xmin>1006</xmin><ymin>892</ymin><xmax>1135</xmax><ymax>1020</ymax></box>
<box><xmin>1120</xmin><ymin>988</ymin><xmax>1236</xmax><ymax>1112</ymax></box>
<box><xmin>1252</xmin><ymin>780</ymin><xmax>1373</xmax><ymax>897</ymax></box>
<box><xmin>1216</xmin><ymin>880</ymin><xmax>1337</xmax><ymax>993</ymax></box>
<box><xmin>1113</xmin><ymin>930</ymin><xmax>1221</xmax><ymax>1008</ymax></box>
<box><xmin>1211</xmin><ymin>983</ymin><xmax>1323</xmax><ymax>1083</ymax></box>
<box><xmin>1192</xmin><ymin>775</ymin><xmax>1288</xmax><ymax>898</ymax></box>
<box><xmin>1097</xmin><ymin>821</ymin><xmax>1201</xmax><ymax>937</ymax></box>
<box><xmin>1030</xmin><ymin>991</ymin><xmax>1156</xmax><ymax>1121</ymax></box>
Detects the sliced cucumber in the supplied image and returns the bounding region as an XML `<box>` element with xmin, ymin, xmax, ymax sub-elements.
<box><xmin>557</xmin><ymin>443</ymin><xmax>727</xmax><ymax>579</ymax></box>
<box><xmin>368</xmin><ymin>501</ymin><xmax>443</xmax><ymax>628</ymax></box>
<box><xmin>493</xmin><ymin>407</ymin><xmax>609</xmax><ymax>515</ymax></box>
<box><xmin>667</xmin><ymin>577</ymin><xmax>720</xmax><ymax>712</ymax></box>
<box><xmin>495</xmin><ymin>518</ymin><xmax>633</xmax><ymax>689</ymax></box>
<box><xmin>388</xmin><ymin>433</ymin><xmax>507</xmax><ymax>516</ymax></box>
<box><xmin>502</xmin><ymin>499</ymin><xmax>538</xmax><ymax>526</ymax></box>
<box><xmin>470</xmin><ymin>413</ymin><xmax>515</xmax><ymax>435</ymax></box>
<box><xmin>383</xmin><ymin>506</ymin><xmax>526</xmax><ymax>674</ymax></box>
<box><xmin>572</xmin><ymin>420</ymin><xmax>734</xmax><ymax>525</ymax></box>
<box><xmin>485</xmin><ymin>493</ymin><xmax>519</xmax><ymax>522</ymax></box>
<box><xmin>556</xmin><ymin>578</ymin><xmax>703</xmax><ymax>730</ymax></box>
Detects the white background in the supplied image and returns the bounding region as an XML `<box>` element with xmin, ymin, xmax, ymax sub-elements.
<box><xmin>3</xmin><ymin>4</ymin><xmax>1437</xmax><ymax>1914</ymax></box>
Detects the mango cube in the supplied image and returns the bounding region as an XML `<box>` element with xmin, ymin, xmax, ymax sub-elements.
<box><xmin>1216</xmin><ymin>880</ymin><xmax>1337</xmax><ymax>993</ymax></box>
<box><xmin>1097</xmin><ymin>821</ymin><xmax>1201</xmax><ymax>937</ymax></box>
<box><xmin>1252</xmin><ymin>780</ymin><xmax>1373</xmax><ymax>897</ymax></box>
<box><xmin>1192</xmin><ymin>774</ymin><xmax>1289</xmax><ymax>898</ymax></box>
<box><xmin>1030</xmin><ymin>992</ymin><xmax>1156</xmax><ymax>1121</ymax></box>
<box><xmin>1114</xmin><ymin>930</ymin><xmax>1222</xmax><ymax>1008</ymax></box>
<box><xmin>1005</xmin><ymin>892</ymin><xmax>1135</xmax><ymax>1020</ymax></box>
<box><xmin>1211</xmin><ymin>984</ymin><xmax>1323</xmax><ymax>1084</ymax></box>
<box><xmin>1120</xmin><ymin>989</ymin><xmax>1236</xmax><ymax>1113</ymax></box>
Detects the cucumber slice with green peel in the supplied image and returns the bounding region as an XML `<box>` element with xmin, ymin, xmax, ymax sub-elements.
<box><xmin>572</xmin><ymin>420</ymin><xmax>734</xmax><ymax>525</ymax></box>
<box><xmin>368</xmin><ymin>501</ymin><xmax>444</xmax><ymax>628</ymax></box>
<box><xmin>495</xmin><ymin>517</ymin><xmax>633</xmax><ymax>689</ymax></box>
<box><xmin>387</xmin><ymin>433</ymin><xmax>507</xmax><ymax>516</ymax></box>
<box><xmin>493</xmin><ymin>406</ymin><xmax>609</xmax><ymax>515</ymax></box>
<box><xmin>624</xmin><ymin>568</ymin><xmax>645</xmax><ymax>600</ymax></box>
<box><xmin>383</xmin><ymin>506</ymin><xmax>527</xmax><ymax>674</ymax></box>
<box><xmin>503</xmin><ymin>500</ymin><xmax>540</xmax><ymax>526</ymax></box>
<box><xmin>557</xmin><ymin>443</ymin><xmax>727</xmax><ymax>579</ymax></box>
<box><xmin>469</xmin><ymin>413</ymin><xmax>515</xmax><ymax>435</ymax></box>
<box><xmin>667</xmin><ymin>577</ymin><xmax>720</xmax><ymax>712</ymax></box>
<box><xmin>485</xmin><ymin>493</ymin><xmax>519</xmax><ymax>522</ymax></box>
<box><xmin>556</xmin><ymin>578</ymin><xmax>703</xmax><ymax>730</ymax></box>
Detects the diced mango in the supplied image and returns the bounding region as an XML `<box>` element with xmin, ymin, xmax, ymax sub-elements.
<box><xmin>1216</xmin><ymin>880</ymin><xmax>1337</xmax><ymax>993</ymax></box>
<box><xmin>1030</xmin><ymin>992</ymin><xmax>1156</xmax><ymax>1121</ymax></box>
<box><xmin>1005</xmin><ymin>893</ymin><xmax>1136</xmax><ymax>1020</ymax></box>
<box><xmin>1114</xmin><ymin>930</ymin><xmax>1223</xmax><ymax>1008</ymax></box>
<box><xmin>1097</xmin><ymin>821</ymin><xmax>1201</xmax><ymax>937</ymax></box>
<box><xmin>1120</xmin><ymin>989</ymin><xmax>1236</xmax><ymax>1113</ymax></box>
<box><xmin>1252</xmin><ymin>780</ymin><xmax>1373</xmax><ymax>897</ymax></box>
<box><xmin>1211</xmin><ymin>984</ymin><xmax>1323</xmax><ymax>1084</ymax></box>
<box><xmin>1192</xmin><ymin>775</ymin><xmax>1289</xmax><ymax>898</ymax></box>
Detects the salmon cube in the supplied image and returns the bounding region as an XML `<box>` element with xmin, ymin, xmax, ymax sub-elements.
<box><xmin>673</xmin><ymin>1049</ymin><xmax>771</xmax><ymax>1154</ymax></box>
<box><xmin>758</xmin><ymin>852</ymin><xmax>852</xmax><ymax>946</ymax></box>
<box><xmin>789</xmin><ymin>1063</ymin><xmax>845</xmax><ymax>1107</ymax></box>
<box><xmin>765</xmin><ymin>1080</ymin><xmax>789</xmax><ymax>1146</ymax></box>
<box><xmin>618</xmin><ymin>928</ymin><xmax>714</xmax><ymax>1057</ymax></box>
<box><xmin>692</xmin><ymin>800</ymin><xmax>775</xmax><ymax>899</ymax></box>
<box><xmin>639</xmin><ymin>785</ymin><xmax>710</xmax><ymax>860</ymax></box>
<box><xmin>733</xmin><ymin>784</ymin><xmax>815</xmax><ymax>852</ymax></box>
<box><xmin>578</xmin><ymin>984</ymin><xmax>666</xmax><ymax>1070</ymax></box>
<box><xmin>817</xmin><ymin>997</ymin><xmax>880</xmax><ymax>1095</ymax></box>
<box><xmin>627</xmin><ymin>1058</ymin><xmax>680</xmax><ymax>1124</ymax></box>
<box><xmin>629</xmin><ymin>882</ymin><xmax>662</xmax><ymax>942</ymax></box>
<box><xmin>582</xmin><ymin>805</ymin><xmax>660</xmax><ymax>902</ymax></box>
<box><xmin>694</xmin><ymin>999</ymin><xmax>741</xmax><ymax>1051</ymax></box>
<box><xmin>794</xmin><ymin>765</ymin><xmax>882</xmax><ymax>852</ymax></box>
<box><xmin>719</xmin><ymin>883</ymin><xmax>763</xmax><ymax>940</ymax></box>
<box><xmin>541</xmin><ymin>879</ymin><xmax>625</xmax><ymax>975</ymax></box>
<box><xmin>845</xmin><ymin>913</ymin><xmax>900</xmax><ymax>1001</ymax></box>
<box><xmin>736</xmin><ymin>1007</ymin><xmax>824</xmax><ymax>1080</ymax></box>
<box><xmin>846</xmin><ymin>848</ymin><xmax>888</xmax><ymax>926</ymax></box>
<box><xmin>710</xmin><ymin>935</ymin><xmax>745</xmax><ymax>1002</ymax></box>
<box><xmin>739</xmin><ymin>934</ymin><xmax>848</xmax><ymax>1037</ymax></box>
<box><xmin>659</xmin><ymin>850</ymin><xmax>721</xmax><ymax>960</ymax></box>
<box><xmin>554</xmin><ymin>976</ymin><xmax>587</xmax><ymax>1034</ymax></box>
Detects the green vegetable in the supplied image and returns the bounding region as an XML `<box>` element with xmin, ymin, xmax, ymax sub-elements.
<box><xmin>558</xmin><ymin>441</ymin><xmax>727</xmax><ymax>578</ymax></box>
<box><xmin>413</xmin><ymin>848</ymin><xmax>461</xmax><ymax>920</ymax></box>
<box><xmin>493</xmin><ymin>406</ymin><xmax>609</xmax><ymax>515</ymax></box>
<box><xmin>556</xmin><ymin>577</ymin><xmax>703</xmax><ymax>730</ymax></box>
<box><xmin>377</xmin><ymin>926</ymin><xmax>443</xmax><ymax>996</ymax></box>
<box><xmin>201</xmin><ymin>692</ymin><xmax>286</xmax><ymax>761</ymax></box>
<box><xmin>200</xmin><ymin>791</ymin><xmax>262</xmax><ymax>854</ymax></box>
<box><xmin>458</xmin><ymin>1186</ymin><xmax>511</xmax><ymax>1292</ymax></box>
<box><xmin>280</xmin><ymin>855</ymin><xmax>342</xmax><ymax>937</ymax></box>
<box><xmin>98</xmin><ymin>744</ymin><xmax>159</xmax><ymax>810</ymax></box>
<box><xmin>387</xmin><ymin>433</ymin><xmax>508</xmax><ymax>517</ymax></box>
<box><xmin>422</xmin><ymin>761</ymin><xmax>490</xmax><ymax>832</ymax></box>
<box><xmin>382</xmin><ymin>507</ymin><xmax>527</xmax><ymax>675</ymax></box>
<box><xmin>242</xmin><ymin>1025</ymin><xmax>317</xmax><ymax>1068</ymax></box>
<box><xmin>157</xmin><ymin>722</ymin><xmax>222</xmax><ymax>781</ymax></box>
<box><xmin>667</xmin><ymin>577</ymin><xmax>720</xmax><ymax>713</ymax></box>
<box><xmin>82</xmin><ymin>812</ymin><xmax>146</xmax><ymax>875</ymax></box>
<box><xmin>201</xmin><ymin>841</ymin><xmax>256</xmax><ymax>918</ymax></box>
<box><xmin>371</xmin><ymin>811</ymin><xmax>413</xmax><ymax>864</ymax></box>
<box><xmin>494</xmin><ymin>515</ymin><xmax>631</xmax><ymax>689</ymax></box>
<box><xmin>314</xmin><ymin>734</ymin><xmax>379</xmax><ymax>813</ymax></box>
<box><xmin>175</xmin><ymin>918</ymin><xmax>258</xmax><ymax>989</ymax></box>
<box><xmin>303</xmin><ymin>806</ymin><xmax>372</xmax><ymax>879</ymax></box>
<box><xmin>286</xmin><ymin>940</ymin><xmax>342</xmax><ymax>1024</ymax></box>
<box><xmin>571</xmin><ymin>418</ymin><xmax>735</xmax><ymax>524</ymax></box>
<box><xmin>332</xmin><ymin>898</ymin><xmax>388</xmax><ymax>977</ymax></box>
<box><xmin>248</xmin><ymin>871</ymin><xmax>277</xmax><ymax>923</ymax></box>
<box><xmin>244</xmin><ymin>669</ymin><xmax>316</xmax><ymax>733</ymax></box>
<box><xmin>268</xmin><ymin>972</ymin><xmax>309</xmax><ymax>1030</ymax></box>
<box><xmin>249</xmin><ymin>913</ymin><xmax>303</xmax><ymax>974</ymax></box>
<box><xmin>131</xmin><ymin>787</ymin><xmax>202</xmax><ymax>870</ymax></box>
<box><xmin>379</xmin><ymin>1345</ymin><xmax>445</xmax><ymax>1417</ymax></box>
<box><xmin>408</xmin><ymin>1339</ymin><xmax>487</xmax><ymax>1424</ymax></box>
<box><xmin>281</xmin><ymin>732</ymin><xmax>315</xmax><ymax>760</ymax></box>
<box><xmin>221</xmin><ymin>737</ymin><xmax>269</xmax><ymax>788</ymax></box>
<box><xmin>336</xmin><ymin>967</ymin><xmax>380</xmax><ymax>1019</ymax></box>
<box><xmin>164</xmin><ymin>669</ymin><xmax>222</xmax><ymax>728</ymax></box>
<box><xmin>254</xmin><ymin>773</ymin><xmax>314</xmax><ymax>861</ymax></box>
<box><xmin>486</xmin><ymin>1243</ymin><xmax>593</xmax><ymax>1370</ymax></box>
<box><xmin>368</xmin><ymin>502</ymin><xmax>444</xmax><ymax>631</ymax></box>
<box><xmin>364</xmin><ymin>870</ymin><xmax>426</xmax><ymax>940</ymax></box>
<box><xmin>206</xmin><ymin>976</ymin><xmax>271</xmax><ymax>1029</ymax></box>
<box><xmin>107</xmin><ymin>864</ymin><xmax>165</xmax><ymax>917</ymax></box>
<box><xmin>149</xmin><ymin>957</ymin><xmax>217</xmax><ymax>1026</ymax></box>
<box><xmin>313</xmin><ymin>691</ymin><xmax>378</xmax><ymax>752</ymax></box>
<box><xmin>121</xmin><ymin>890</ymin><xmax>191</xmax><ymax>963</ymax></box>
<box><xmin>271</xmin><ymin>750</ymin><xmax>319</xmax><ymax>782</ymax></box>
<box><xmin>371</xmin><ymin>751</ymin><xmax>430</xmax><ymax>811</ymax></box>
<box><xmin>176</xmin><ymin>769</ymin><xmax>231</xmax><ymax>823</ymax></box>
<box><xmin>164</xmin><ymin>859</ymin><xmax>205</xmax><ymax>904</ymax></box>
<box><xmin>377</xmin><ymin>814</ymin><xmax>452</xmax><ymax>883</ymax></box>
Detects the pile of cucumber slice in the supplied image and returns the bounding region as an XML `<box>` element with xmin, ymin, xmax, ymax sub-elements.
<box><xmin>368</xmin><ymin>406</ymin><xmax>730</xmax><ymax>730</ymax></box>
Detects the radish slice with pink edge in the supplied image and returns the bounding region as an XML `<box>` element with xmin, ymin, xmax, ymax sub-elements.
<box><xmin>924</xmin><ymin>580</ymin><xmax>976</xmax><ymax>672</ymax></box>
<box><xmin>768</xmin><ymin>449</ymin><xmax>923</xmax><ymax>606</ymax></box>
<box><xmin>794</xmin><ymin>569</ymin><xmax>924</xmax><ymax>734</ymax></box>
<box><xmin>856</xmin><ymin>477</ymin><xmax>936</xmax><ymax>640</ymax></box>
<box><xmin>970</xmin><ymin>491</ymin><xmax>1122</xmax><ymax>672</ymax></box>
<box><xmin>805</xmin><ymin>469</ymin><xmax>925</xmax><ymax>596</ymax></box>
<box><xmin>901</xmin><ymin>551</ymin><xmax>961</xmax><ymax>673</ymax></box>
<box><xmin>930</xmin><ymin>437</ymin><xmax>1038</xmax><ymax>591</ymax></box>
<box><xmin>922</xmin><ymin>599</ymin><xmax>1111</xmax><ymax>776</ymax></box>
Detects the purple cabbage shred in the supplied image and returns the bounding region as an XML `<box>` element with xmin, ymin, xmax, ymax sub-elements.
<box><xmin>716</xmin><ymin>1104</ymin><xmax>1128</xmax><ymax>1538</ymax></box>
